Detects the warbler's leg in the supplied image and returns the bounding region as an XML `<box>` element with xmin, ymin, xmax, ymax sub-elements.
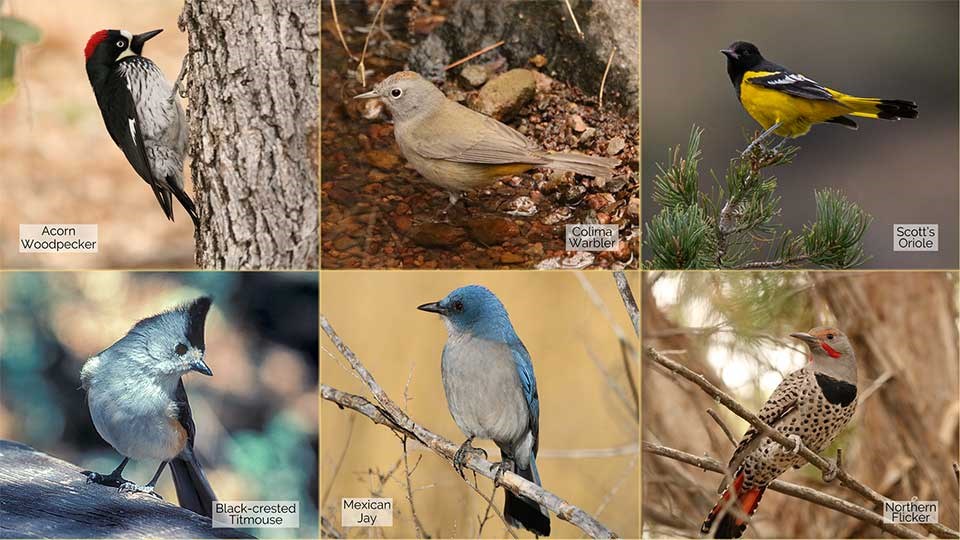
<box><xmin>84</xmin><ymin>456</ymin><xmax>131</xmax><ymax>488</ymax></box>
<box><xmin>118</xmin><ymin>461</ymin><xmax>166</xmax><ymax>499</ymax></box>
<box><xmin>741</xmin><ymin>122</ymin><xmax>782</xmax><ymax>157</ymax></box>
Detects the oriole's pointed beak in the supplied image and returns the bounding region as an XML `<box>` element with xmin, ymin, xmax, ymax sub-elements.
<box><xmin>789</xmin><ymin>332</ymin><xmax>818</xmax><ymax>346</ymax></box>
<box><xmin>353</xmin><ymin>90</ymin><xmax>379</xmax><ymax>99</ymax></box>
<box><xmin>720</xmin><ymin>48</ymin><xmax>737</xmax><ymax>59</ymax></box>
<box><xmin>416</xmin><ymin>301</ymin><xmax>446</xmax><ymax>315</ymax></box>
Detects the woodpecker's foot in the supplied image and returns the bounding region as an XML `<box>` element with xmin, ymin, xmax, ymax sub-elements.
<box><xmin>83</xmin><ymin>470</ymin><xmax>130</xmax><ymax>489</ymax></box>
<box><xmin>786</xmin><ymin>434</ymin><xmax>804</xmax><ymax>455</ymax></box>
<box><xmin>453</xmin><ymin>437</ymin><xmax>487</xmax><ymax>478</ymax></box>
<box><xmin>171</xmin><ymin>55</ymin><xmax>189</xmax><ymax>101</ymax></box>
<box><xmin>118</xmin><ymin>481</ymin><xmax>163</xmax><ymax>500</ymax></box>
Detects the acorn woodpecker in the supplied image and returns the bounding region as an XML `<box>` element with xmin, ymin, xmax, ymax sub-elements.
<box><xmin>85</xmin><ymin>29</ymin><xmax>199</xmax><ymax>228</ymax></box>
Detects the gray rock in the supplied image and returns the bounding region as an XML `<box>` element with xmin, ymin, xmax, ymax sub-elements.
<box><xmin>460</xmin><ymin>64</ymin><xmax>488</xmax><ymax>87</ymax></box>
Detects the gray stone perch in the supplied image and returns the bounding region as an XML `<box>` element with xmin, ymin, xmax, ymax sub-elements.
<box><xmin>0</xmin><ymin>440</ymin><xmax>253</xmax><ymax>539</ymax></box>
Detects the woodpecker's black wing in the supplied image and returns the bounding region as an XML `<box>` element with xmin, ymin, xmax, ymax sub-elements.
<box><xmin>99</xmin><ymin>71</ymin><xmax>175</xmax><ymax>220</ymax></box>
<box><xmin>746</xmin><ymin>62</ymin><xmax>837</xmax><ymax>102</ymax></box>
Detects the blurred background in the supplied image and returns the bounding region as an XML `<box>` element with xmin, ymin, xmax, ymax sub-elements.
<box><xmin>0</xmin><ymin>271</ymin><xmax>319</xmax><ymax>538</ymax></box>
<box><xmin>321</xmin><ymin>271</ymin><xmax>639</xmax><ymax>538</ymax></box>
<box><xmin>642</xmin><ymin>271</ymin><xmax>960</xmax><ymax>538</ymax></box>
<box><xmin>641</xmin><ymin>1</ymin><xmax>959</xmax><ymax>268</ymax></box>
<box><xmin>1</xmin><ymin>0</ymin><xmax>195</xmax><ymax>268</ymax></box>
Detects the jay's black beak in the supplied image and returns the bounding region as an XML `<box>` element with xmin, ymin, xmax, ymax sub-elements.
<box><xmin>416</xmin><ymin>301</ymin><xmax>446</xmax><ymax>315</ymax></box>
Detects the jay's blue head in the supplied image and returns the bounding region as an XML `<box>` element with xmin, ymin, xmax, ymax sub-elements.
<box><xmin>417</xmin><ymin>285</ymin><xmax>517</xmax><ymax>341</ymax></box>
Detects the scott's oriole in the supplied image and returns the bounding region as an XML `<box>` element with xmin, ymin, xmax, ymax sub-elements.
<box><xmin>722</xmin><ymin>41</ymin><xmax>917</xmax><ymax>148</ymax></box>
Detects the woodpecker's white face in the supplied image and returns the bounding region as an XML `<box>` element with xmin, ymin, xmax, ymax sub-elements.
<box><xmin>84</xmin><ymin>28</ymin><xmax>163</xmax><ymax>65</ymax></box>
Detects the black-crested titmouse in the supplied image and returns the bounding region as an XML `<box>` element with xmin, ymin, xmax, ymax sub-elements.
<box><xmin>80</xmin><ymin>296</ymin><xmax>217</xmax><ymax>517</ymax></box>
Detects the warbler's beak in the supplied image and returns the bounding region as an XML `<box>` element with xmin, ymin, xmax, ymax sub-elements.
<box><xmin>132</xmin><ymin>29</ymin><xmax>163</xmax><ymax>54</ymax></box>
<box><xmin>416</xmin><ymin>301</ymin><xmax>446</xmax><ymax>315</ymax></box>
<box><xmin>789</xmin><ymin>332</ymin><xmax>819</xmax><ymax>346</ymax></box>
<box><xmin>190</xmin><ymin>356</ymin><xmax>213</xmax><ymax>376</ymax></box>
<box><xmin>720</xmin><ymin>48</ymin><xmax>738</xmax><ymax>59</ymax></box>
<box><xmin>353</xmin><ymin>89</ymin><xmax>379</xmax><ymax>100</ymax></box>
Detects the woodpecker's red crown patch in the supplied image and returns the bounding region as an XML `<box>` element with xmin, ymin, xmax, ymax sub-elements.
<box><xmin>85</xmin><ymin>30</ymin><xmax>111</xmax><ymax>60</ymax></box>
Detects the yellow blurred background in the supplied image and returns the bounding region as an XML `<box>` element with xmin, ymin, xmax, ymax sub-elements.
<box><xmin>1</xmin><ymin>0</ymin><xmax>194</xmax><ymax>268</ymax></box>
<box><xmin>321</xmin><ymin>271</ymin><xmax>640</xmax><ymax>538</ymax></box>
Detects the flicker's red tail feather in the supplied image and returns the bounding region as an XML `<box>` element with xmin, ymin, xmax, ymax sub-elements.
<box><xmin>701</xmin><ymin>471</ymin><xmax>766</xmax><ymax>539</ymax></box>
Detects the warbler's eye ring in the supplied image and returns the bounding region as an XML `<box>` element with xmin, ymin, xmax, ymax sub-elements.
<box><xmin>116</xmin><ymin>40</ymin><xmax>126</xmax><ymax>48</ymax></box>
<box><xmin>390</xmin><ymin>88</ymin><xmax>402</xmax><ymax>98</ymax></box>
<box><xmin>175</xmin><ymin>343</ymin><xmax>188</xmax><ymax>355</ymax></box>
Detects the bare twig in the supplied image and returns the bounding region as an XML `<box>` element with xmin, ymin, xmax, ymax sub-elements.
<box><xmin>598</xmin><ymin>47</ymin><xmax>616</xmax><ymax>110</ymax></box>
<box><xmin>613</xmin><ymin>272</ymin><xmax>639</xmax><ymax>337</ymax></box>
<box><xmin>444</xmin><ymin>40</ymin><xmax>506</xmax><ymax>71</ymax></box>
<box><xmin>562</xmin><ymin>0</ymin><xmax>584</xmax><ymax>39</ymax></box>
<box><xmin>645</xmin><ymin>347</ymin><xmax>960</xmax><ymax>539</ymax></box>
<box><xmin>403</xmin><ymin>438</ymin><xmax>430</xmax><ymax>538</ymax></box>
<box><xmin>706</xmin><ymin>408</ymin><xmax>737</xmax><ymax>447</ymax></box>
<box><xmin>321</xmin><ymin>316</ymin><xmax>619</xmax><ymax>539</ymax></box>
<box><xmin>357</xmin><ymin>0</ymin><xmax>390</xmax><ymax>87</ymax></box>
<box><xmin>328</xmin><ymin>0</ymin><xmax>356</xmax><ymax>60</ymax></box>
<box><xmin>643</xmin><ymin>441</ymin><xmax>924</xmax><ymax>539</ymax></box>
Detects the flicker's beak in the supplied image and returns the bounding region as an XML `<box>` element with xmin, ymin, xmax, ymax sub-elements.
<box><xmin>353</xmin><ymin>89</ymin><xmax>379</xmax><ymax>100</ymax></box>
<box><xmin>789</xmin><ymin>332</ymin><xmax>819</xmax><ymax>346</ymax></box>
<box><xmin>416</xmin><ymin>301</ymin><xmax>447</xmax><ymax>316</ymax></box>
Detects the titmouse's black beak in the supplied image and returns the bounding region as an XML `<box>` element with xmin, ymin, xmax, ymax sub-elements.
<box><xmin>720</xmin><ymin>48</ymin><xmax>738</xmax><ymax>59</ymax></box>
<box><xmin>416</xmin><ymin>301</ymin><xmax>446</xmax><ymax>315</ymax></box>
<box><xmin>131</xmin><ymin>29</ymin><xmax>163</xmax><ymax>55</ymax></box>
<box><xmin>190</xmin><ymin>357</ymin><xmax>213</xmax><ymax>376</ymax></box>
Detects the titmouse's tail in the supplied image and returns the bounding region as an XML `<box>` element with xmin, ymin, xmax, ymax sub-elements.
<box><xmin>170</xmin><ymin>450</ymin><xmax>216</xmax><ymax>518</ymax></box>
<box><xmin>544</xmin><ymin>151</ymin><xmax>619</xmax><ymax>179</ymax></box>
<box><xmin>503</xmin><ymin>457</ymin><xmax>551</xmax><ymax>536</ymax></box>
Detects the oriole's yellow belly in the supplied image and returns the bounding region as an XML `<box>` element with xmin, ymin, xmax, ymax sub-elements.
<box><xmin>739</xmin><ymin>79</ymin><xmax>851</xmax><ymax>138</ymax></box>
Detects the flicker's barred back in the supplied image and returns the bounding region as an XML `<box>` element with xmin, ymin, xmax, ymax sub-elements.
<box><xmin>702</xmin><ymin>327</ymin><xmax>859</xmax><ymax>539</ymax></box>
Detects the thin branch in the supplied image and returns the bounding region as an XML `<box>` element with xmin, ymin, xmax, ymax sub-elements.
<box><xmin>706</xmin><ymin>408</ymin><xmax>737</xmax><ymax>447</ymax></box>
<box><xmin>642</xmin><ymin>441</ymin><xmax>924</xmax><ymax>539</ymax></box>
<box><xmin>598</xmin><ymin>47</ymin><xmax>616</xmax><ymax>110</ymax></box>
<box><xmin>321</xmin><ymin>316</ymin><xmax>619</xmax><ymax>539</ymax></box>
<box><xmin>562</xmin><ymin>0</ymin><xmax>584</xmax><ymax>39</ymax></box>
<box><xmin>645</xmin><ymin>347</ymin><xmax>960</xmax><ymax>539</ymax></box>
<box><xmin>357</xmin><ymin>0</ymin><xmax>390</xmax><ymax>87</ymax></box>
<box><xmin>734</xmin><ymin>255</ymin><xmax>811</xmax><ymax>270</ymax></box>
<box><xmin>443</xmin><ymin>40</ymin><xmax>505</xmax><ymax>71</ymax></box>
<box><xmin>613</xmin><ymin>271</ymin><xmax>639</xmax><ymax>338</ymax></box>
<box><xmin>328</xmin><ymin>0</ymin><xmax>356</xmax><ymax>60</ymax></box>
<box><xmin>403</xmin><ymin>438</ymin><xmax>430</xmax><ymax>538</ymax></box>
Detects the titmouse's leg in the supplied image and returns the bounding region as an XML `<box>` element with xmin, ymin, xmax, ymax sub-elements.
<box><xmin>118</xmin><ymin>461</ymin><xmax>166</xmax><ymax>499</ymax></box>
<box><xmin>84</xmin><ymin>457</ymin><xmax>131</xmax><ymax>488</ymax></box>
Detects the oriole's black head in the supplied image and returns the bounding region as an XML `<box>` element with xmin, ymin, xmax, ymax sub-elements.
<box><xmin>84</xmin><ymin>28</ymin><xmax>162</xmax><ymax>66</ymax></box>
<box><xmin>721</xmin><ymin>41</ymin><xmax>764</xmax><ymax>84</ymax></box>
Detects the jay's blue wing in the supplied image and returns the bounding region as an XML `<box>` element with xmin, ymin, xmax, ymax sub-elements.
<box><xmin>509</xmin><ymin>340</ymin><xmax>540</xmax><ymax>454</ymax></box>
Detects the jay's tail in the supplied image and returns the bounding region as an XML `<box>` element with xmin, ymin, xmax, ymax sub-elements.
<box><xmin>504</xmin><ymin>457</ymin><xmax>551</xmax><ymax>536</ymax></box>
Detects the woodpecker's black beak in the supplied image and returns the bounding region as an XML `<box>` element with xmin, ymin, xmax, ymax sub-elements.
<box><xmin>720</xmin><ymin>48</ymin><xmax>738</xmax><ymax>60</ymax></box>
<box><xmin>131</xmin><ymin>29</ymin><xmax>163</xmax><ymax>55</ymax></box>
<box><xmin>789</xmin><ymin>332</ymin><xmax>819</xmax><ymax>346</ymax></box>
<box><xmin>190</xmin><ymin>357</ymin><xmax>213</xmax><ymax>376</ymax></box>
<box><xmin>416</xmin><ymin>301</ymin><xmax>447</xmax><ymax>315</ymax></box>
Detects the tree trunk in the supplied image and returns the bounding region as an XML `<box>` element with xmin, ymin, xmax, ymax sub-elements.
<box><xmin>179</xmin><ymin>0</ymin><xmax>319</xmax><ymax>269</ymax></box>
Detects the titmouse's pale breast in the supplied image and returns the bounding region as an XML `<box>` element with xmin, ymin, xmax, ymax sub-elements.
<box><xmin>82</xmin><ymin>354</ymin><xmax>187</xmax><ymax>462</ymax></box>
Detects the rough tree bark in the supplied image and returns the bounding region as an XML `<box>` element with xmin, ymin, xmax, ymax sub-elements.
<box><xmin>179</xmin><ymin>0</ymin><xmax>319</xmax><ymax>269</ymax></box>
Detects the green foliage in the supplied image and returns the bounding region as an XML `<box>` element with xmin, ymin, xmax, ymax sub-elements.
<box><xmin>0</xmin><ymin>10</ymin><xmax>41</xmax><ymax>104</ymax></box>
<box><xmin>644</xmin><ymin>126</ymin><xmax>872</xmax><ymax>269</ymax></box>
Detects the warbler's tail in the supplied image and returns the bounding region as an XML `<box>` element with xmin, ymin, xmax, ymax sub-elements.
<box><xmin>701</xmin><ymin>470</ymin><xmax>766</xmax><ymax>539</ymax></box>
<box><xmin>838</xmin><ymin>95</ymin><xmax>918</xmax><ymax>120</ymax></box>
<box><xmin>544</xmin><ymin>151</ymin><xmax>619</xmax><ymax>179</ymax></box>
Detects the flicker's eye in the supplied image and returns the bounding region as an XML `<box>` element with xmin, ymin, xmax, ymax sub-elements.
<box><xmin>390</xmin><ymin>88</ymin><xmax>402</xmax><ymax>98</ymax></box>
<box><xmin>453</xmin><ymin>300</ymin><xmax>464</xmax><ymax>312</ymax></box>
<box><xmin>116</xmin><ymin>40</ymin><xmax>126</xmax><ymax>48</ymax></box>
<box><xmin>175</xmin><ymin>343</ymin><xmax>188</xmax><ymax>355</ymax></box>
<box><xmin>826</xmin><ymin>334</ymin><xmax>834</xmax><ymax>340</ymax></box>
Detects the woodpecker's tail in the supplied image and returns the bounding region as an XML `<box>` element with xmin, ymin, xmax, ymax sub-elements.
<box><xmin>544</xmin><ymin>151</ymin><xmax>619</xmax><ymax>179</ymax></box>
<box><xmin>166</xmin><ymin>179</ymin><xmax>201</xmax><ymax>229</ymax></box>
<box><xmin>838</xmin><ymin>95</ymin><xmax>918</xmax><ymax>121</ymax></box>
<box><xmin>170</xmin><ymin>452</ymin><xmax>216</xmax><ymax>518</ymax></box>
<box><xmin>701</xmin><ymin>470</ymin><xmax>766</xmax><ymax>539</ymax></box>
<box><xmin>503</xmin><ymin>457</ymin><xmax>551</xmax><ymax>536</ymax></box>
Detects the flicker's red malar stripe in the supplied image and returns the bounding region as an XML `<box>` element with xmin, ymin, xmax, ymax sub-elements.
<box><xmin>85</xmin><ymin>30</ymin><xmax>110</xmax><ymax>60</ymax></box>
<box><xmin>821</xmin><ymin>342</ymin><xmax>842</xmax><ymax>358</ymax></box>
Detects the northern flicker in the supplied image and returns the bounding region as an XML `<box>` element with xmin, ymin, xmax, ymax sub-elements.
<box><xmin>701</xmin><ymin>327</ymin><xmax>859</xmax><ymax>538</ymax></box>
